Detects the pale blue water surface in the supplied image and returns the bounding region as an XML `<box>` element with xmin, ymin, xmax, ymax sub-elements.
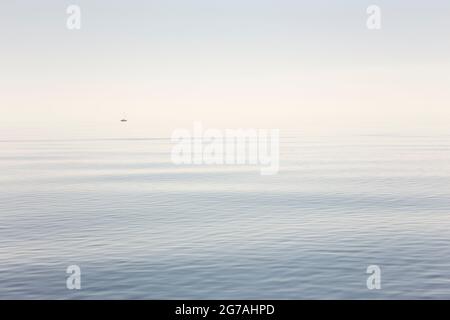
<box><xmin>0</xmin><ymin>135</ymin><xmax>449</xmax><ymax>299</ymax></box>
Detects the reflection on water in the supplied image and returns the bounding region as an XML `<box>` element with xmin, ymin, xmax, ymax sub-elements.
<box><xmin>0</xmin><ymin>135</ymin><xmax>449</xmax><ymax>299</ymax></box>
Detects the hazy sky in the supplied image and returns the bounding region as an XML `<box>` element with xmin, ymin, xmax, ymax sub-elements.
<box><xmin>1</xmin><ymin>0</ymin><xmax>449</xmax><ymax>139</ymax></box>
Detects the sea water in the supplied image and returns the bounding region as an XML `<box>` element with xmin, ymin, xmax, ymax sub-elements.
<box><xmin>0</xmin><ymin>135</ymin><xmax>449</xmax><ymax>299</ymax></box>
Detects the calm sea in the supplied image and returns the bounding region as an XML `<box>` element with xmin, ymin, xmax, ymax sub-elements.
<box><xmin>1</xmin><ymin>135</ymin><xmax>449</xmax><ymax>299</ymax></box>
